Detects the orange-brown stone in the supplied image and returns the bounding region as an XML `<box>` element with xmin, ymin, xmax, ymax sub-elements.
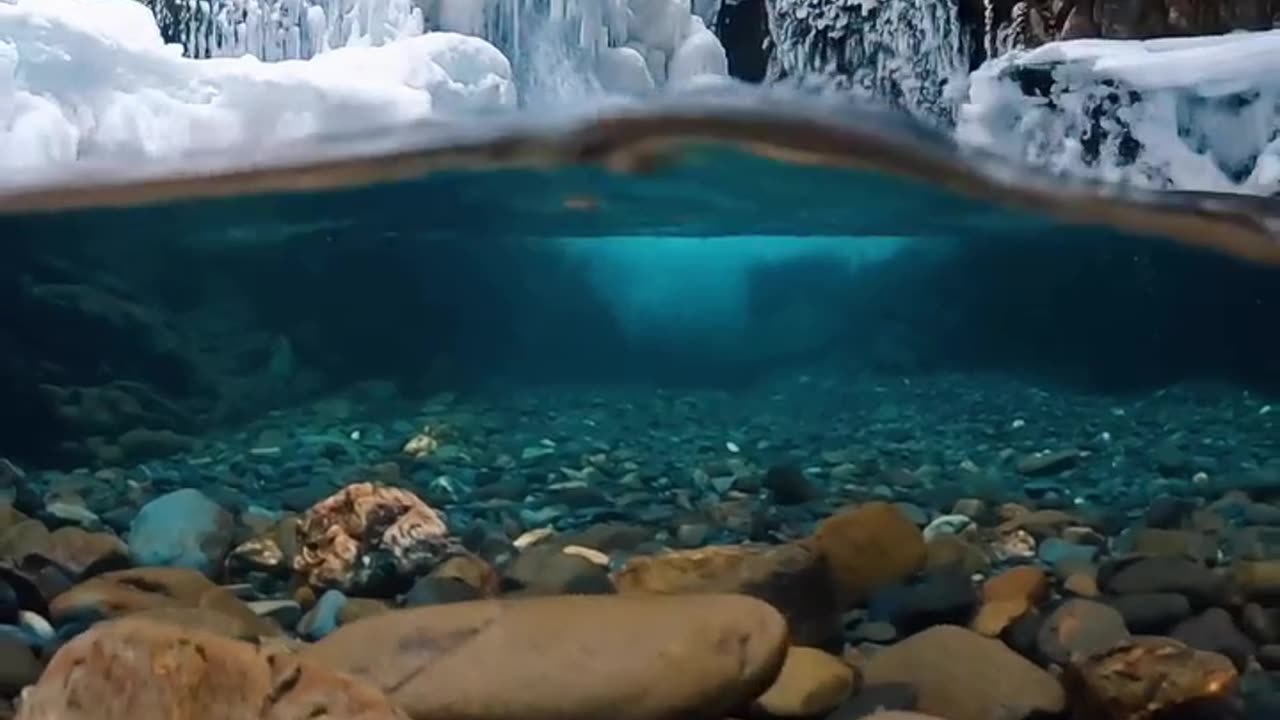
<box><xmin>971</xmin><ymin>566</ymin><xmax>1049</xmax><ymax>637</ymax></box>
<box><xmin>15</xmin><ymin>618</ymin><xmax>407</xmax><ymax>720</ymax></box>
<box><xmin>814</xmin><ymin>502</ymin><xmax>926</xmax><ymax>607</ymax></box>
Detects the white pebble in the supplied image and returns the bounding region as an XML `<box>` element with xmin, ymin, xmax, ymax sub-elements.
<box><xmin>725</xmin><ymin>441</ymin><xmax>740</xmax><ymax>453</ymax></box>
<box><xmin>561</xmin><ymin>545</ymin><xmax>610</xmax><ymax>566</ymax></box>
<box><xmin>18</xmin><ymin>611</ymin><xmax>54</xmax><ymax>644</ymax></box>
<box><xmin>923</xmin><ymin>514</ymin><xmax>973</xmax><ymax>542</ymax></box>
<box><xmin>514</xmin><ymin>527</ymin><xmax>555</xmax><ymax>549</ymax></box>
<box><xmin>1010</xmin><ymin>418</ymin><xmax>1026</xmax><ymax>430</ymax></box>
<box><xmin>349</xmin><ymin>430</ymin><xmax>361</xmax><ymax>441</ymax></box>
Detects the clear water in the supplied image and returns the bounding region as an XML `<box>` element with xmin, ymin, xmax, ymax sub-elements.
<box><xmin>3</xmin><ymin>100</ymin><xmax>1280</xmax><ymax>719</ymax></box>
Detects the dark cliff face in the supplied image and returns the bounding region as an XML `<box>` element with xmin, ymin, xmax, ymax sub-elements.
<box><xmin>988</xmin><ymin>0</ymin><xmax>1278</xmax><ymax>51</ymax></box>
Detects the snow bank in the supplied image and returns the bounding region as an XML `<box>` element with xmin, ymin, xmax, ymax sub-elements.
<box><xmin>957</xmin><ymin>29</ymin><xmax>1280</xmax><ymax>195</ymax></box>
<box><xmin>0</xmin><ymin>0</ymin><xmax>515</xmax><ymax>172</ymax></box>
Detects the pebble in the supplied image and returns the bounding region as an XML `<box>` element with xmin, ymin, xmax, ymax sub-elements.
<box><xmin>297</xmin><ymin>589</ymin><xmax>348</xmax><ymax>640</ymax></box>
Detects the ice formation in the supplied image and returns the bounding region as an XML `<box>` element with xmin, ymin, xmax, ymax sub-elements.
<box><xmin>957</xmin><ymin>30</ymin><xmax>1280</xmax><ymax>195</ymax></box>
<box><xmin>763</xmin><ymin>0</ymin><xmax>969</xmax><ymax>123</ymax></box>
<box><xmin>0</xmin><ymin>0</ymin><xmax>515</xmax><ymax>172</ymax></box>
<box><xmin>425</xmin><ymin>0</ymin><xmax>729</xmax><ymax>99</ymax></box>
<box><xmin>146</xmin><ymin>0</ymin><xmax>729</xmax><ymax>101</ymax></box>
<box><xmin>157</xmin><ymin>0</ymin><xmax>427</xmax><ymax>60</ymax></box>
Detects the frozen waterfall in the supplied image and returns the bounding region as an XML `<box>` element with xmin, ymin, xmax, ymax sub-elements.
<box><xmin>147</xmin><ymin>0</ymin><xmax>729</xmax><ymax>105</ymax></box>
<box><xmin>763</xmin><ymin>0</ymin><xmax>970</xmax><ymax>123</ymax></box>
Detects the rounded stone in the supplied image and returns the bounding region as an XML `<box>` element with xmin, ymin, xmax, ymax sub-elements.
<box><xmin>815</xmin><ymin>502</ymin><xmax>926</xmax><ymax>608</ymax></box>
<box><xmin>127</xmin><ymin>488</ymin><xmax>235</xmax><ymax>577</ymax></box>
<box><xmin>302</xmin><ymin>593</ymin><xmax>789</xmax><ymax>720</ymax></box>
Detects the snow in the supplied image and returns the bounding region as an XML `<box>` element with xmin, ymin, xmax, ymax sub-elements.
<box><xmin>957</xmin><ymin>29</ymin><xmax>1280</xmax><ymax>195</ymax></box>
<box><xmin>0</xmin><ymin>0</ymin><xmax>515</xmax><ymax>172</ymax></box>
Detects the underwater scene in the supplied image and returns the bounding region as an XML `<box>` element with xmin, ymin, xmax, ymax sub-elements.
<box><xmin>4</xmin><ymin>0</ymin><xmax>1280</xmax><ymax>719</ymax></box>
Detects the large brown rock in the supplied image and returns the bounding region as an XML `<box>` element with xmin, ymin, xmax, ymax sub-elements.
<box><xmin>861</xmin><ymin>625</ymin><xmax>1065</xmax><ymax>720</ymax></box>
<box><xmin>302</xmin><ymin>593</ymin><xmax>789</xmax><ymax>720</ymax></box>
<box><xmin>612</xmin><ymin>541</ymin><xmax>840</xmax><ymax>646</ymax></box>
<box><xmin>15</xmin><ymin>618</ymin><xmax>407</xmax><ymax>720</ymax></box>
<box><xmin>814</xmin><ymin>502</ymin><xmax>926</xmax><ymax>607</ymax></box>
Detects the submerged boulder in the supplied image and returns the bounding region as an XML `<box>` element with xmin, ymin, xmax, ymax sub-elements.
<box><xmin>301</xmin><ymin>593</ymin><xmax>789</xmax><ymax>720</ymax></box>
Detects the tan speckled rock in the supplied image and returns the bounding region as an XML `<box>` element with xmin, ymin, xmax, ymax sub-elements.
<box><xmin>302</xmin><ymin>593</ymin><xmax>788</xmax><ymax>720</ymax></box>
<box><xmin>15</xmin><ymin>618</ymin><xmax>406</xmax><ymax>720</ymax></box>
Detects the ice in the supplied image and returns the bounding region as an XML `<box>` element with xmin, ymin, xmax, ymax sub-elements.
<box><xmin>668</xmin><ymin>15</ymin><xmax>729</xmax><ymax>86</ymax></box>
<box><xmin>764</xmin><ymin>0</ymin><xmax>968</xmax><ymax>124</ymax></box>
<box><xmin>170</xmin><ymin>0</ymin><xmax>426</xmax><ymax>60</ymax></box>
<box><xmin>0</xmin><ymin>0</ymin><xmax>515</xmax><ymax>173</ymax></box>
<box><xmin>957</xmin><ymin>29</ymin><xmax>1280</xmax><ymax>194</ymax></box>
<box><xmin>597</xmin><ymin>46</ymin><xmax>657</xmax><ymax>95</ymax></box>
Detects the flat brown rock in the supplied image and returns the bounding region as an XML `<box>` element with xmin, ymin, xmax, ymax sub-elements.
<box><xmin>15</xmin><ymin>618</ymin><xmax>407</xmax><ymax>720</ymax></box>
<box><xmin>612</xmin><ymin>541</ymin><xmax>840</xmax><ymax>646</ymax></box>
<box><xmin>302</xmin><ymin>593</ymin><xmax>789</xmax><ymax>720</ymax></box>
<box><xmin>49</xmin><ymin>567</ymin><xmax>279</xmax><ymax>637</ymax></box>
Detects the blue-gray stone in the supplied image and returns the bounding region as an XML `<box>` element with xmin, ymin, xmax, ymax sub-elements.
<box><xmin>1038</xmin><ymin>537</ymin><xmax>1098</xmax><ymax>567</ymax></box>
<box><xmin>297</xmin><ymin>589</ymin><xmax>348</xmax><ymax>640</ymax></box>
<box><xmin>127</xmin><ymin>488</ymin><xmax>234</xmax><ymax>576</ymax></box>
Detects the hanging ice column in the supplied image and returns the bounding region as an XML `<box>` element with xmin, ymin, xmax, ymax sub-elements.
<box><xmin>427</xmin><ymin>0</ymin><xmax>729</xmax><ymax>103</ymax></box>
<box><xmin>156</xmin><ymin>0</ymin><xmax>426</xmax><ymax>60</ymax></box>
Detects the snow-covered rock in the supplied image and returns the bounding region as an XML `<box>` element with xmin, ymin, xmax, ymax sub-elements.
<box><xmin>0</xmin><ymin>0</ymin><xmax>516</xmax><ymax>173</ymax></box>
<box><xmin>957</xmin><ymin>30</ymin><xmax>1280</xmax><ymax>195</ymax></box>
